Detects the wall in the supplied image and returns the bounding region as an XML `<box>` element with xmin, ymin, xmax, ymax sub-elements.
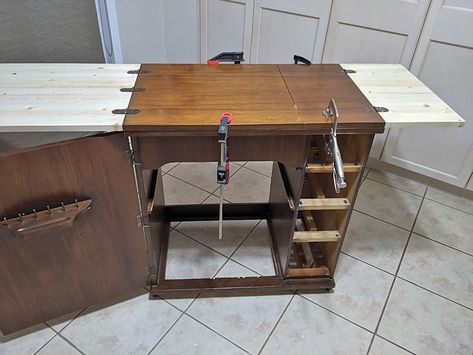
<box><xmin>0</xmin><ymin>0</ymin><xmax>104</xmax><ymax>63</ymax></box>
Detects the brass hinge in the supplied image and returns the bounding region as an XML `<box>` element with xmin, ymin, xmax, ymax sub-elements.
<box><xmin>127</xmin><ymin>68</ymin><xmax>150</xmax><ymax>75</ymax></box>
<box><xmin>126</xmin><ymin>150</ymin><xmax>141</xmax><ymax>165</ymax></box>
<box><xmin>364</xmin><ymin>106</ymin><xmax>389</xmax><ymax>113</ymax></box>
<box><xmin>337</xmin><ymin>68</ymin><xmax>356</xmax><ymax>74</ymax></box>
<box><xmin>120</xmin><ymin>87</ymin><xmax>145</xmax><ymax>93</ymax></box>
<box><xmin>112</xmin><ymin>108</ymin><xmax>140</xmax><ymax>115</ymax></box>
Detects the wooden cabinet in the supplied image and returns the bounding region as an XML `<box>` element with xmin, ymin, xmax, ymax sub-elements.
<box><xmin>0</xmin><ymin>134</ymin><xmax>146</xmax><ymax>334</ymax></box>
<box><xmin>381</xmin><ymin>0</ymin><xmax>473</xmax><ymax>187</ymax></box>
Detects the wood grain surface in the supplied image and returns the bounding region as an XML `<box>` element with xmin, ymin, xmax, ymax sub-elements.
<box><xmin>0</xmin><ymin>133</ymin><xmax>146</xmax><ymax>334</ymax></box>
<box><xmin>124</xmin><ymin>64</ymin><xmax>385</xmax><ymax>134</ymax></box>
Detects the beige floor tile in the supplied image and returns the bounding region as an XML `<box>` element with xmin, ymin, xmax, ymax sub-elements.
<box><xmin>166</xmin><ymin>230</ymin><xmax>227</xmax><ymax>280</ymax></box>
<box><xmin>151</xmin><ymin>314</ymin><xmax>246</xmax><ymax>355</ymax></box>
<box><xmin>168</xmin><ymin>162</ymin><xmax>241</xmax><ymax>194</ymax></box>
<box><xmin>37</xmin><ymin>336</ymin><xmax>81</xmax><ymax>355</ymax></box>
<box><xmin>426</xmin><ymin>187</ymin><xmax>473</xmax><ymax>214</ymax></box>
<box><xmin>414</xmin><ymin>199</ymin><xmax>473</xmax><ymax>254</ymax></box>
<box><xmin>175</xmin><ymin>219</ymin><xmax>259</xmax><ymax>257</ymax></box>
<box><xmin>399</xmin><ymin>234</ymin><xmax>473</xmax><ymax>309</ymax></box>
<box><xmin>302</xmin><ymin>254</ymin><xmax>393</xmax><ymax>331</ymax></box>
<box><xmin>261</xmin><ymin>295</ymin><xmax>372</xmax><ymax>355</ymax></box>
<box><xmin>244</xmin><ymin>161</ymin><xmax>274</xmax><ymax>177</ymax></box>
<box><xmin>355</xmin><ymin>179</ymin><xmax>423</xmax><ymax>230</ymax></box>
<box><xmin>223</xmin><ymin>167</ymin><xmax>271</xmax><ymax>203</ymax></box>
<box><xmin>0</xmin><ymin>324</ymin><xmax>56</xmax><ymax>355</ymax></box>
<box><xmin>369</xmin><ymin>336</ymin><xmax>410</xmax><ymax>355</ymax></box>
<box><xmin>368</xmin><ymin>170</ymin><xmax>426</xmax><ymax>196</ymax></box>
<box><xmin>61</xmin><ymin>292</ymin><xmax>181</xmax><ymax>355</ymax></box>
<box><xmin>343</xmin><ymin>211</ymin><xmax>410</xmax><ymax>273</ymax></box>
<box><xmin>162</xmin><ymin>174</ymin><xmax>210</xmax><ymax>205</ymax></box>
<box><xmin>187</xmin><ymin>261</ymin><xmax>292</xmax><ymax>354</ymax></box>
<box><xmin>232</xmin><ymin>221</ymin><xmax>275</xmax><ymax>276</ymax></box>
<box><xmin>45</xmin><ymin>309</ymin><xmax>83</xmax><ymax>332</ymax></box>
<box><xmin>161</xmin><ymin>162</ymin><xmax>179</xmax><ymax>173</ymax></box>
<box><xmin>378</xmin><ymin>278</ymin><xmax>473</xmax><ymax>354</ymax></box>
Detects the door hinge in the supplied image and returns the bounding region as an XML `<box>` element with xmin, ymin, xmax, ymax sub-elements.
<box><xmin>127</xmin><ymin>68</ymin><xmax>150</xmax><ymax>75</ymax></box>
<box><xmin>364</xmin><ymin>106</ymin><xmax>389</xmax><ymax>113</ymax></box>
<box><xmin>337</xmin><ymin>68</ymin><xmax>356</xmax><ymax>74</ymax></box>
<box><xmin>126</xmin><ymin>150</ymin><xmax>141</xmax><ymax>165</ymax></box>
<box><xmin>120</xmin><ymin>87</ymin><xmax>145</xmax><ymax>93</ymax></box>
<box><xmin>137</xmin><ymin>213</ymin><xmax>150</xmax><ymax>228</ymax></box>
<box><xmin>112</xmin><ymin>108</ymin><xmax>140</xmax><ymax>115</ymax></box>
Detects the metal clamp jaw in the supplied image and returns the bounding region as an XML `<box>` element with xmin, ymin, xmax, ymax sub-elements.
<box><xmin>323</xmin><ymin>98</ymin><xmax>347</xmax><ymax>193</ymax></box>
<box><xmin>217</xmin><ymin>113</ymin><xmax>231</xmax><ymax>185</ymax></box>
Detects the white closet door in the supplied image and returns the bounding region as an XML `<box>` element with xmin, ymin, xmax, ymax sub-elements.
<box><xmin>250</xmin><ymin>0</ymin><xmax>332</xmax><ymax>64</ymax></box>
<box><xmin>381</xmin><ymin>0</ymin><xmax>473</xmax><ymax>187</ymax></box>
<box><xmin>323</xmin><ymin>0</ymin><xmax>430</xmax><ymax>66</ymax></box>
<box><xmin>200</xmin><ymin>0</ymin><xmax>254</xmax><ymax>63</ymax></box>
<box><xmin>322</xmin><ymin>0</ymin><xmax>430</xmax><ymax>159</ymax></box>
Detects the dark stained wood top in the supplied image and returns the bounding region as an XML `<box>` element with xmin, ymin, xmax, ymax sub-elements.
<box><xmin>124</xmin><ymin>64</ymin><xmax>385</xmax><ymax>135</ymax></box>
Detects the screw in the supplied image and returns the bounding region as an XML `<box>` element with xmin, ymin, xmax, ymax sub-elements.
<box><xmin>47</xmin><ymin>205</ymin><xmax>51</xmax><ymax>214</ymax></box>
<box><xmin>18</xmin><ymin>213</ymin><xmax>23</xmax><ymax>222</ymax></box>
<box><xmin>61</xmin><ymin>202</ymin><xmax>65</xmax><ymax>212</ymax></box>
<box><xmin>33</xmin><ymin>209</ymin><xmax>37</xmax><ymax>218</ymax></box>
<box><xmin>74</xmin><ymin>199</ymin><xmax>79</xmax><ymax>208</ymax></box>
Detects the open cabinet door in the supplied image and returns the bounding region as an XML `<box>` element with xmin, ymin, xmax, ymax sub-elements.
<box><xmin>0</xmin><ymin>133</ymin><xmax>146</xmax><ymax>334</ymax></box>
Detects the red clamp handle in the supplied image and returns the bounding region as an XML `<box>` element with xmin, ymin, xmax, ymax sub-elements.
<box><xmin>220</xmin><ymin>112</ymin><xmax>232</xmax><ymax>124</ymax></box>
<box><xmin>207</xmin><ymin>59</ymin><xmax>219</xmax><ymax>65</ymax></box>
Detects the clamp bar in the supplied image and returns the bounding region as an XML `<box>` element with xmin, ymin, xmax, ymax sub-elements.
<box><xmin>217</xmin><ymin>113</ymin><xmax>232</xmax><ymax>240</ymax></box>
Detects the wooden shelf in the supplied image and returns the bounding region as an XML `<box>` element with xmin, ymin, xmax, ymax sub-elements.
<box><xmin>306</xmin><ymin>162</ymin><xmax>361</xmax><ymax>174</ymax></box>
<box><xmin>293</xmin><ymin>230</ymin><xmax>341</xmax><ymax>243</ymax></box>
<box><xmin>287</xmin><ymin>266</ymin><xmax>330</xmax><ymax>278</ymax></box>
<box><xmin>299</xmin><ymin>198</ymin><xmax>350</xmax><ymax>211</ymax></box>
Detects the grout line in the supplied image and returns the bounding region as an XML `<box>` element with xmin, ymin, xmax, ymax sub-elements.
<box><xmin>411</xmin><ymin>232</ymin><xmax>473</xmax><ymax>258</ymax></box>
<box><xmin>372</xmin><ymin>334</ymin><xmax>416</xmax><ymax>355</ymax></box>
<box><xmin>172</xmin><ymin>219</ymin><xmax>262</xmax><ymax>264</ymax></box>
<box><xmin>365</xmin><ymin>188</ymin><xmax>428</xmax><ymax>354</ymax></box>
<box><xmin>257</xmin><ymin>294</ymin><xmax>295</xmax><ymax>355</ymax></box>
<box><xmin>396</xmin><ymin>276</ymin><xmax>473</xmax><ymax>312</ymax></box>
<box><xmin>167</xmin><ymin>162</ymin><xmax>246</xmax><ymax>197</ymax></box>
<box><xmin>180</xmin><ymin>312</ymin><xmax>252</xmax><ymax>354</ymax></box>
<box><xmin>32</xmin><ymin>333</ymin><xmax>58</xmax><ymax>355</ymax></box>
<box><xmin>55</xmin><ymin>333</ymin><xmax>86</xmax><ymax>355</ymax></box>
<box><xmin>353</xmin><ymin>209</ymin><xmax>412</xmax><ymax>233</ymax></box>
<box><xmin>365</xmin><ymin>175</ymin><xmax>426</xmax><ymax>197</ymax></box>
<box><xmin>423</xmin><ymin>195</ymin><xmax>473</xmax><ymax>217</ymax></box>
<box><xmin>162</xmin><ymin>162</ymin><xmax>180</xmax><ymax>174</ymax></box>
<box><xmin>241</xmin><ymin>162</ymin><xmax>273</xmax><ymax>178</ymax></box>
<box><xmin>146</xmin><ymin>311</ymin><xmax>186</xmax><ymax>355</ymax></box>
<box><xmin>340</xmin><ymin>251</ymin><xmax>395</xmax><ymax>276</ymax></box>
<box><xmin>297</xmin><ymin>293</ymin><xmax>375</xmax><ymax>335</ymax></box>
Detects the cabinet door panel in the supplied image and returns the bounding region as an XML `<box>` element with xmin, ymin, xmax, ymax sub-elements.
<box><xmin>200</xmin><ymin>0</ymin><xmax>254</xmax><ymax>62</ymax></box>
<box><xmin>0</xmin><ymin>134</ymin><xmax>146</xmax><ymax>334</ymax></box>
<box><xmin>250</xmin><ymin>0</ymin><xmax>331</xmax><ymax>63</ymax></box>
<box><xmin>381</xmin><ymin>1</ymin><xmax>473</xmax><ymax>186</ymax></box>
<box><xmin>323</xmin><ymin>0</ymin><xmax>430</xmax><ymax>159</ymax></box>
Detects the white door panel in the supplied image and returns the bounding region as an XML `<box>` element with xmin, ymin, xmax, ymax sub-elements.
<box><xmin>200</xmin><ymin>0</ymin><xmax>254</xmax><ymax>62</ymax></box>
<box><xmin>250</xmin><ymin>0</ymin><xmax>332</xmax><ymax>63</ymax></box>
<box><xmin>323</xmin><ymin>0</ymin><xmax>430</xmax><ymax>66</ymax></box>
<box><xmin>323</xmin><ymin>0</ymin><xmax>431</xmax><ymax>158</ymax></box>
<box><xmin>381</xmin><ymin>0</ymin><xmax>473</xmax><ymax>187</ymax></box>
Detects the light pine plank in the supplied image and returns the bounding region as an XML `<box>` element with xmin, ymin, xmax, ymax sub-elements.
<box><xmin>341</xmin><ymin>64</ymin><xmax>465</xmax><ymax>128</ymax></box>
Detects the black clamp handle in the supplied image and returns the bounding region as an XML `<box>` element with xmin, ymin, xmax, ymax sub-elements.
<box><xmin>293</xmin><ymin>55</ymin><xmax>311</xmax><ymax>65</ymax></box>
<box><xmin>208</xmin><ymin>52</ymin><xmax>244</xmax><ymax>64</ymax></box>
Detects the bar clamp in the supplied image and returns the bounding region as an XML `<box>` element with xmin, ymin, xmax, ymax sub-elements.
<box><xmin>323</xmin><ymin>98</ymin><xmax>347</xmax><ymax>193</ymax></box>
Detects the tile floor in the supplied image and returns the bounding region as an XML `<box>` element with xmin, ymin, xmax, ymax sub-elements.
<box><xmin>1</xmin><ymin>163</ymin><xmax>473</xmax><ymax>355</ymax></box>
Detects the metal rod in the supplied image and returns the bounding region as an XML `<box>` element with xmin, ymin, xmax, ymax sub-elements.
<box><xmin>218</xmin><ymin>185</ymin><xmax>224</xmax><ymax>239</ymax></box>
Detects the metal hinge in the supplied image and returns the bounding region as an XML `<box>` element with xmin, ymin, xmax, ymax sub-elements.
<box><xmin>112</xmin><ymin>108</ymin><xmax>140</xmax><ymax>115</ymax></box>
<box><xmin>337</xmin><ymin>68</ymin><xmax>356</xmax><ymax>74</ymax></box>
<box><xmin>120</xmin><ymin>87</ymin><xmax>145</xmax><ymax>93</ymax></box>
<box><xmin>137</xmin><ymin>212</ymin><xmax>150</xmax><ymax>228</ymax></box>
<box><xmin>126</xmin><ymin>150</ymin><xmax>141</xmax><ymax>165</ymax></box>
<box><xmin>364</xmin><ymin>106</ymin><xmax>389</xmax><ymax>113</ymax></box>
<box><xmin>127</xmin><ymin>68</ymin><xmax>150</xmax><ymax>75</ymax></box>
